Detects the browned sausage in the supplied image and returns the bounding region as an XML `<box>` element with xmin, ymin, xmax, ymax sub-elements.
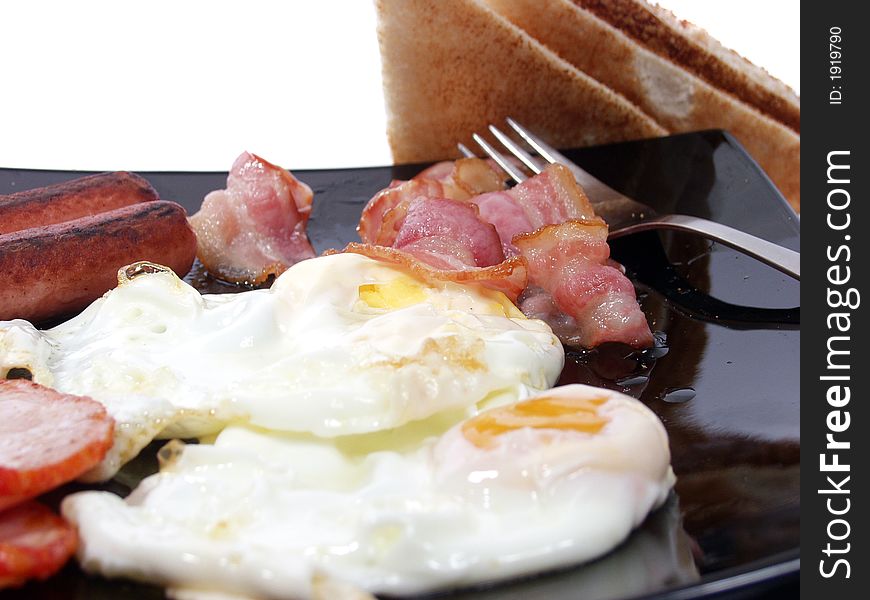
<box><xmin>0</xmin><ymin>201</ymin><xmax>196</xmax><ymax>323</ymax></box>
<box><xmin>0</xmin><ymin>172</ymin><xmax>158</xmax><ymax>235</ymax></box>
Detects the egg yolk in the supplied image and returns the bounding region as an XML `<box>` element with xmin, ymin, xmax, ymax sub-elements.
<box><xmin>462</xmin><ymin>395</ymin><xmax>609</xmax><ymax>449</ymax></box>
<box><xmin>484</xmin><ymin>293</ymin><xmax>526</xmax><ymax>319</ymax></box>
<box><xmin>358</xmin><ymin>277</ymin><xmax>525</xmax><ymax>319</ymax></box>
<box><xmin>358</xmin><ymin>277</ymin><xmax>428</xmax><ymax>309</ymax></box>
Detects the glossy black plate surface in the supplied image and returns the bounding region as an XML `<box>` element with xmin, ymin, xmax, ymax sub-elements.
<box><xmin>0</xmin><ymin>130</ymin><xmax>799</xmax><ymax>599</ymax></box>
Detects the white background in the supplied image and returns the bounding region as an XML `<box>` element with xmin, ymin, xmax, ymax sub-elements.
<box><xmin>0</xmin><ymin>1</ymin><xmax>799</xmax><ymax>172</ymax></box>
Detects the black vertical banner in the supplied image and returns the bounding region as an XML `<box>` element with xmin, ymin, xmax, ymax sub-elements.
<box><xmin>802</xmin><ymin>2</ymin><xmax>868</xmax><ymax>598</ymax></box>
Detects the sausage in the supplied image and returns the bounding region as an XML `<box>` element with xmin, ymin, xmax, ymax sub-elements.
<box><xmin>0</xmin><ymin>501</ymin><xmax>78</xmax><ymax>589</ymax></box>
<box><xmin>0</xmin><ymin>172</ymin><xmax>158</xmax><ymax>235</ymax></box>
<box><xmin>0</xmin><ymin>201</ymin><xmax>197</xmax><ymax>323</ymax></box>
<box><xmin>0</xmin><ymin>379</ymin><xmax>114</xmax><ymax>513</ymax></box>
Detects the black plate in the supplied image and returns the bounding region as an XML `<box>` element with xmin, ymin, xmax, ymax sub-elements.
<box><xmin>0</xmin><ymin>130</ymin><xmax>799</xmax><ymax>599</ymax></box>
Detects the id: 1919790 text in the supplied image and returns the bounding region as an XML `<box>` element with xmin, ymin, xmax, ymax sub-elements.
<box><xmin>830</xmin><ymin>26</ymin><xmax>843</xmax><ymax>105</ymax></box>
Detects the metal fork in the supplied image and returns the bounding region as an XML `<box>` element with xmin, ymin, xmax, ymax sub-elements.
<box><xmin>461</xmin><ymin>119</ymin><xmax>800</xmax><ymax>280</ymax></box>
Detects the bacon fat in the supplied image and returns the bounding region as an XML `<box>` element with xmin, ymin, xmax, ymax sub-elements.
<box><xmin>189</xmin><ymin>152</ymin><xmax>316</xmax><ymax>285</ymax></box>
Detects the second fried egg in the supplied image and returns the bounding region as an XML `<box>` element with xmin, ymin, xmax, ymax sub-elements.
<box><xmin>63</xmin><ymin>384</ymin><xmax>675</xmax><ymax>599</ymax></box>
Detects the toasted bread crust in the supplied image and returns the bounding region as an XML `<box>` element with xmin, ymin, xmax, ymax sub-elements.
<box><xmin>486</xmin><ymin>0</ymin><xmax>799</xmax><ymax>210</ymax></box>
<box><xmin>376</xmin><ymin>0</ymin><xmax>665</xmax><ymax>165</ymax></box>
<box><xmin>574</xmin><ymin>0</ymin><xmax>800</xmax><ymax>133</ymax></box>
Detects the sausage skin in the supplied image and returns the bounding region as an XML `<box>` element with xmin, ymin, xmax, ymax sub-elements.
<box><xmin>0</xmin><ymin>172</ymin><xmax>158</xmax><ymax>235</ymax></box>
<box><xmin>0</xmin><ymin>501</ymin><xmax>78</xmax><ymax>589</ymax></box>
<box><xmin>0</xmin><ymin>201</ymin><xmax>196</xmax><ymax>323</ymax></box>
<box><xmin>0</xmin><ymin>379</ymin><xmax>114</xmax><ymax>513</ymax></box>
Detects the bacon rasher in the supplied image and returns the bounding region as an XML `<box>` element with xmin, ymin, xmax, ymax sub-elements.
<box><xmin>335</xmin><ymin>243</ymin><xmax>527</xmax><ymax>302</ymax></box>
<box><xmin>358</xmin><ymin>160</ymin><xmax>652</xmax><ymax>348</ymax></box>
<box><xmin>391</xmin><ymin>197</ymin><xmax>506</xmax><ymax>268</ymax></box>
<box><xmin>189</xmin><ymin>152</ymin><xmax>316</xmax><ymax>285</ymax></box>
<box><xmin>358</xmin><ymin>158</ymin><xmax>505</xmax><ymax>245</ymax></box>
<box><xmin>514</xmin><ymin>221</ymin><xmax>654</xmax><ymax>348</ymax></box>
<box><xmin>469</xmin><ymin>164</ymin><xmax>597</xmax><ymax>257</ymax></box>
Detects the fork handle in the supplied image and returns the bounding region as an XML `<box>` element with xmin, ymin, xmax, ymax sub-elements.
<box><xmin>608</xmin><ymin>214</ymin><xmax>800</xmax><ymax>280</ymax></box>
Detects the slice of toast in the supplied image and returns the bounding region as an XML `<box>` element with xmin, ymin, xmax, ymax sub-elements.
<box><xmin>574</xmin><ymin>0</ymin><xmax>800</xmax><ymax>132</ymax></box>
<box><xmin>376</xmin><ymin>0</ymin><xmax>666</xmax><ymax>166</ymax></box>
<box><xmin>485</xmin><ymin>0</ymin><xmax>799</xmax><ymax>210</ymax></box>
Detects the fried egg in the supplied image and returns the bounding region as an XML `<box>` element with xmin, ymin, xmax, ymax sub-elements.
<box><xmin>0</xmin><ymin>253</ymin><xmax>563</xmax><ymax>479</ymax></box>
<box><xmin>62</xmin><ymin>384</ymin><xmax>675</xmax><ymax>599</ymax></box>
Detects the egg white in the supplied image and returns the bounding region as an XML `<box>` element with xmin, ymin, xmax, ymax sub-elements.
<box><xmin>2</xmin><ymin>253</ymin><xmax>678</xmax><ymax>597</ymax></box>
<box><xmin>0</xmin><ymin>253</ymin><xmax>563</xmax><ymax>478</ymax></box>
<box><xmin>62</xmin><ymin>384</ymin><xmax>674</xmax><ymax>599</ymax></box>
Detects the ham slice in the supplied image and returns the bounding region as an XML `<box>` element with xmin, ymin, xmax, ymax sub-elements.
<box><xmin>189</xmin><ymin>152</ymin><xmax>316</xmax><ymax>285</ymax></box>
<box><xmin>513</xmin><ymin>220</ymin><xmax>653</xmax><ymax>348</ymax></box>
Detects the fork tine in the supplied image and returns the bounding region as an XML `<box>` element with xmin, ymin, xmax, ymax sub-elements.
<box><xmin>472</xmin><ymin>133</ymin><xmax>527</xmax><ymax>183</ymax></box>
<box><xmin>506</xmin><ymin>117</ymin><xmax>616</xmax><ymax>196</ymax></box>
<box><xmin>506</xmin><ymin>117</ymin><xmax>573</xmax><ymax>167</ymax></box>
<box><xmin>457</xmin><ymin>143</ymin><xmax>476</xmax><ymax>158</ymax></box>
<box><xmin>488</xmin><ymin>125</ymin><xmax>544</xmax><ymax>175</ymax></box>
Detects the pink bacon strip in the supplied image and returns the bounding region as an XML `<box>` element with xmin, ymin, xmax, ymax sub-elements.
<box><xmin>392</xmin><ymin>197</ymin><xmax>506</xmax><ymax>268</ymax></box>
<box><xmin>334</xmin><ymin>243</ymin><xmax>527</xmax><ymax>302</ymax></box>
<box><xmin>189</xmin><ymin>152</ymin><xmax>316</xmax><ymax>285</ymax></box>
<box><xmin>358</xmin><ymin>158</ymin><xmax>505</xmax><ymax>245</ymax></box>
<box><xmin>357</xmin><ymin>160</ymin><xmax>652</xmax><ymax>348</ymax></box>
<box><xmin>469</xmin><ymin>164</ymin><xmax>597</xmax><ymax>257</ymax></box>
<box><xmin>513</xmin><ymin>220</ymin><xmax>654</xmax><ymax>348</ymax></box>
